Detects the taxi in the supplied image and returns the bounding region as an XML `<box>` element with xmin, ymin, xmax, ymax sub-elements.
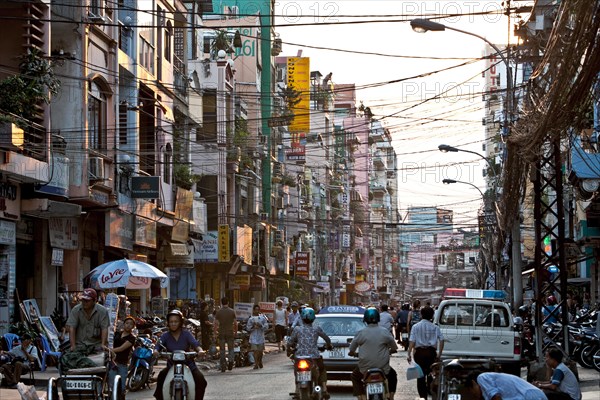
<box><xmin>314</xmin><ymin>307</ymin><xmax>367</xmax><ymax>380</ymax></box>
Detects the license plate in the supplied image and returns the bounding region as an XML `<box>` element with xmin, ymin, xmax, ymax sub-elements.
<box><xmin>65</xmin><ymin>380</ymin><xmax>93</xmax><ymax>390</ymax></box>
<box><xmin>448</xmin><ymin>395</ymin><xmax>461</xmax><ymax>400</ymax></box>
<box><xmin>296</xmin><ymin>371</ymin><xmax>311</xmax><ymax>382</ymax></box>
<box><xmin>329</xmin><ymin>347</ymin><xmax>345</xmax><ymax>358</ymax></box>
<box><xmin>366</xmin><ymin>382</ymin><xmax>384</xmax><ymax>395</ymax></box>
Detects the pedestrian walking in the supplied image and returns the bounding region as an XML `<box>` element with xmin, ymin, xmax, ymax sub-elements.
<box><xmin>407</xmin><ymin>306</ymin><xmax>444</xmax><ymax>400</ymax></box>
<box><xmin>214</xmin><ymin>297</ymin><xmax>237</xmax><ymax>372</ymax></box>
<box><xmin>246</xmin><ymin>304</ymin><xmax>268</xmax><ymax>369</ymax></box>
<box><xmin>274</xmin><ymin>300</ymin><xmax>288</xmax><ymax>351</ymax></box>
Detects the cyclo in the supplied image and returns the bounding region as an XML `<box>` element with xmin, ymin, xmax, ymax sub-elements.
<box><xmin>47</xmin><ymin>348</ymin><xmax>122</xmax><ymax>400</ymax></box>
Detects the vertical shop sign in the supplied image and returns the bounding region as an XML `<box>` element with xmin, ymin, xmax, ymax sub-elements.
<box><xmin>218</xmin><ymin>224</ymin><xmax>230</xmax><ymax>263</ymax></box>
<box><xmin>295</xmin><ymin>251</ymin><xmax>310</xmax><ymax>278</ymax></box>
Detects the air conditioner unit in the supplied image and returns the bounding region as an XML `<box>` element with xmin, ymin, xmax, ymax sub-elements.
<box><xmin>89</xmin><ymin>157</ymin><xmax>105</xmax><ymax>180</ymax></box>
<box><xmin>260</xmin><ymin>212</ymin><xmax>268</xmax><ymax>221</ymax></box>
<box><xmin>299</xmin><ymin>210</ymin><xmax>309</xmax><ymax>220</ymax></box>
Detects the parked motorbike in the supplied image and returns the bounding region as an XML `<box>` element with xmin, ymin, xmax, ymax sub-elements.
<box><xmin>160</xmin><ymin>350</ymin><xmax>199</xmax><ymax>400</ymax></box>
<box><xmin>234</xmin><ymin>329</ymin><xmax>251</xmax><ymax>368</ymax></box>
<box><xmin>127</xmin><ymin>335</ymin><xmax>157</xmax><ymax>391</ymax></box>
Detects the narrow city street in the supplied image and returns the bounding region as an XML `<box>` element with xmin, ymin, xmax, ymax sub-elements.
<box><xmin>110</xmin><ymin>347</ymin><xmax>420</xmax><ymax>400</ymax></box>
<box><xmin>1</xmin><ymin>344</ymin><xmax>598</xmax><ymax>400</ymax></box>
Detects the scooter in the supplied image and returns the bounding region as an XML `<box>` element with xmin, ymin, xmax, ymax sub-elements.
<box><xmin>292</xmin><ymin>356</ymin><xmax>322</xmax><ymax>400</ymax></box>
<box><xmin>160</xmin><ymin>350</ymin><xmax>198</xmax><ymax>400</ymax></box>
<box><xmin>362</xmin><ymin>368</ymin><xmax>389</xmax><ymax>400</ymax></box>
<box><xmin>127</xmin><ymin>335</ymin><xmax>156</xmax><ymax>391</ymax></box>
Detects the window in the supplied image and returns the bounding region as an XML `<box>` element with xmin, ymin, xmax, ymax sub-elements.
<box><xmin>88</xmin><ymin>81</ymin><xmax>107</xmax><ymax>153</ymax></box>
<box><xmin>164</xmin><ymin>143</ymin><xmax>172</xmax><ymax>184</ymax></box>
<box><xmin>164</xmin><ymin>21</ymin><xmax>172</xmax><ymax>62</ymax></box>
<box><xmin>90</xmin><ymin>0</ymin><xmax>103</xmax><ymax>16</ymax></box>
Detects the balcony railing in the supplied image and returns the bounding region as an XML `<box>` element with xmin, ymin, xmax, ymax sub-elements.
<box><xmin>173</xmin><ymin>54</ymin><xmax>188</xmax><ymax>98</ymax></box>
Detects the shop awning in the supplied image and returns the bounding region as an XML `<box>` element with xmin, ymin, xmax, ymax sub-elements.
<box><xmin>570</xmin><ymin>144</ymin><xmax>600</xmax><ymax>179</ymax></box>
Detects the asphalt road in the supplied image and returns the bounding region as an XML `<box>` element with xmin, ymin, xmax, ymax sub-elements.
<box><xmin>122</xmin><ymin>347</ymin><xmax>420</xmax><ymax>400</ymax></box>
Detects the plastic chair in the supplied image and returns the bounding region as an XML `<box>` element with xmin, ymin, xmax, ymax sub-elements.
<box><xmin>40</xmin><ymin>335</ymin><xmax>61</xmax><ymax>372</ymax></box>
<box><xmin>2</xmin><ymin>333</ymin><xmax>19</xmax><ymax>350</ymax></box>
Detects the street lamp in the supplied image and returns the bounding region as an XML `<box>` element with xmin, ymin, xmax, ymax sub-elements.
<box><xmin>438</xmin><ymin>144</ymin><xmax>496</xmax><ymax>180</ymax></box>
<box><xmin>411</xmin><ymin>19</ymin><xmax>513</xmax><ymax>135</ymax></box>
<box><xmin>413</xmin><ymin>18</ymin><xmax>522</xmax><ymax>305</ymax></box>
<box><xmin>442</xmin><ymin>178</ymin><xmax>484</xmax><ymax>199</ymax></box>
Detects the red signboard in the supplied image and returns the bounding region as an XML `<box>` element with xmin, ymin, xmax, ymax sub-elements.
<box><xmin>295</xmin><ymin>251</ymin><xmax>310</xmax><ymax>278</ymax></box>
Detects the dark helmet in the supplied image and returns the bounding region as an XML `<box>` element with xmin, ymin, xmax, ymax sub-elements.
<box><xmin>301</xmin><ymin>307</ymin><xmax>316</xmax><ymax>324</ymax></box>
<box><xmin>364</xmin><ymin>307</ymin><xmax>380</xmax><ymax>324</ymax></box>
<box><xmin>547</xmin><ymin>295</ymin><xmax>557</xmax><ymax>305</ymax></box>
<box><xmin>518</xmin><ymin>305</ymin><xmax>529</xmax><ymax>315</ymax></box>
<box><xmin>167</xmin><ymin>309</ymin><xmax>185</xmax><ymax>321</ymax></box>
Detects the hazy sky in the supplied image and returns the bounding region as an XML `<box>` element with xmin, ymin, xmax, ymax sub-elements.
<box><xmin>274</xmin><ymin>0</ymin><xmax>522</xmax><ymax>227</ymax></box>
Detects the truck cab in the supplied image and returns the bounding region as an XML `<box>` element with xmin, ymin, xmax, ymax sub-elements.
<box><xmin>435</xmin><ymin>288</ymin><xmax>522</xmax><ymax>375</ymax></box>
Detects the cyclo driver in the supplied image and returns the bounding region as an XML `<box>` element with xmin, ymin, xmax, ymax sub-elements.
<box><xmin>65</xmin><ymin>288</ymin><xmax>109</xmax><ymax>364</ymax></box>
<box><xmin>288</xmin><ymin>307</ymin><xmax>333</xmax><ymax>399</ymax></box>
<box><xmin>153</xmin><ymin>310</ymin><xmax>207</xmax><ymax>400</ymax></box>
<box><xmin>349</xmin><ymin>307</ymin><xmax>398</xmax><ymax>400</ymax></box>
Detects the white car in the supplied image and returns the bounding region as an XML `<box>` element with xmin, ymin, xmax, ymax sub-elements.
<box><xmin>314</xmin><ymin>312</ymin><xmax>366</xmax><ymax>380</ymax></box>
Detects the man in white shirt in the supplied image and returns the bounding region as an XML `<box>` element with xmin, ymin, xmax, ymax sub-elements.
<box><xmin>534</xmin><ymin>348</ymin><xmax>582</xmax><ymax>400</ymax></box>
<box><xmin>464</xmin><ymin>371</ymin><xmax>548</xmax><ymax>399</ymax></box>
<box><xmin>0</xmin><ymin>333</ymin><xmax>40</xmax><ymax>388</ymax></box>
<box><xmin>378</xmin><ymin>304</ymin><xmax>395</xmax><ymax>333</ymax></box>
<box><xmin>407</xmin><ymin>306</ymin><xmax>444</xmax><ymax>400</ymax></box>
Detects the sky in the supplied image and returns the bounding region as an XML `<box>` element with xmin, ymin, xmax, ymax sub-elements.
<box><xmin>274</xmin><ymin>0</ymin><xmax>525</xmax><ymax>228</ymax></box>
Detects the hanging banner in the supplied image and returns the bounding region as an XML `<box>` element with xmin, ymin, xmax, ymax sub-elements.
<box><xmin>172</xmin><ymin>188</ymin><xmax>193</xmax><ymax>242</ymax></box>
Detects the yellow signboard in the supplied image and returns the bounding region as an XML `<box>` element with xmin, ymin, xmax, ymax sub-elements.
<box><xmin>218</xmin><ymin>224</ymin><xmax>230</xmax><ymax>262</ymax></box>
<box><xmin>287</xmin><ymin>57</ymin><xmax>310</xmax><ymax>132</ymax></box>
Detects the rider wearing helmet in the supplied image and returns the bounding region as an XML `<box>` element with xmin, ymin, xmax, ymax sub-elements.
<box><xmin>288</xmin><ymin>307</ymin><xmax>333</xmax><ymax>399</ymax></box>
<box><xmin>153</xmin><ymin>310</ymin><xmax>207</xmax><ymax>400</ymax></box>
<box><xmin>349</xmin><ymin>307</ymin><xmax>399</xmax><ymax>400</ymax></box>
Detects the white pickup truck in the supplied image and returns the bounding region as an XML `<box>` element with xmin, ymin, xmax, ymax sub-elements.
<box><xmin>434</xmin><ymin>289</ymin><xmax>522</xmax><ymax>376</ymax></box>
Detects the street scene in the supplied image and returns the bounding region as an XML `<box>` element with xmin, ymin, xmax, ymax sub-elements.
<box><xmin>1</xmin><ymin>0</ymin><xmax>600</xmax><ymax>399</ymax></box>
<box><xmin>0</xmin><ymin>342</ymin><xmax>599</xmax><ymax>399</ymax></box>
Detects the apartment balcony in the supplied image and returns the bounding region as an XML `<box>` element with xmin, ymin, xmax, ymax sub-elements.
<box><xmin>369</xmin><ymin>182</ymin><xmax>388</xmax><ymax>195</ymax></box>
<box><xmin>173</xmin><ymin>54</ymin><xmax>188</xmax><ymax>99</ymax></box>
<box><xmin>372</xmin><ymin>154</ymin><xmax>385</xmax><ymax>169</ymax></box>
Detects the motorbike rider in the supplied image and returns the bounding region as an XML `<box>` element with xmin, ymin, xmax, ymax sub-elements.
<box><xmin>349</xmin><ymin>307</ymin><xmax>398</xmax><ymax>400</ymax></box>
<box><xmin>153</xmin><ymin>310</ymin><xmax>207</xmax><ymax>400</ymax></box>
<box><xmin>288</xmin><ymin>307</ymin><xmax>333</xmax><ymax>399</ymax></box>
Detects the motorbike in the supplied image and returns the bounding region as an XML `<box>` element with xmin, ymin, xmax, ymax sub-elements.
<box><xmin>160</xmin><ymin>350</ymin><xmax>199</xmax><ymax>400</ymax></box>
<box><xmin>127</xmin><ymin>335</ymin><xmax>157</xmax><ymax>391</ymax></box>
<box><xmin>292</xmin><ymin>356</ymin><xmax>323</xmax><ymax>400</ymax></box>
<box><xmin>362</xmin><ymin>368</ymin><xmax>389</xmax><ymax>400</ymax></box>
<box><xmin>234</xmin><ymin>329</ymin><xmax>251</xmax><ymax>367</ymax></box>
